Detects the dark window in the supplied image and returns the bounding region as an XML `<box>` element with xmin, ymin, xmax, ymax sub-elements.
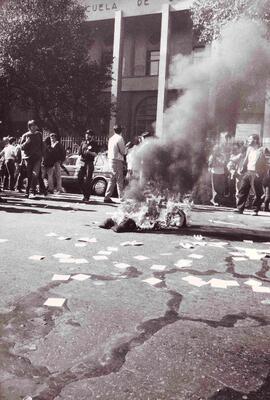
<box><xmin>146</xmin><ymin>50</ymin><xmax>160</xmax><ymax>76</ymax></box>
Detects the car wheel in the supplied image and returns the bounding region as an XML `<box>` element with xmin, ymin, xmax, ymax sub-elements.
<box><xmin>92</xmin><ymin>178</ymin><xmax>107</xmax><ymax>196</ymax></box>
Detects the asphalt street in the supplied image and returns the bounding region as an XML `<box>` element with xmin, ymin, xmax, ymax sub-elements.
<box><xmin>1</xmin><ymin>192</ymin><xmax>270</xmax><ymax>400</ymax></box>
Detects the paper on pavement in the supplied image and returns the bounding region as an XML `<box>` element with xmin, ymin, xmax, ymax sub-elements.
<box><xmin>133</xmin><ymin>255</ymin><xmax>149</xmax><ymax>261</ymax></box>
<box><xmin>114</xmin><ymin>263</ymin><xmax>130</xmax><ymax>269</ymax></box>
<box><xmin>182</xmin><ymin>276</ymin><xmax>208</xmax><ymax>287</ymax></box>
<box><xmin>174</xmin><ymin>259</ymin><xmax>193</xmax><ymax>268</ymax></box>
<box><xmin>93</xmin><ymin>255</ymin><xmax>108</xmax><ymax>260</ymax></box>
<box><xmin>52</xmin><ymin>274</ymin><xmax>70</xmax><ymax>281</ymax></box>
<box><xmin>150</xmin><ymin>264</ymin><xmax>167</xmax><ymax>271</ymax></box>
<box><xmin>71</xmin><ymin>274</ymin><xmax>90</xmax><ymax>281</ymax></box>
<box><xmin>143</xmin><ymin>277</ymin><xmax>162</xmax><ymax>286</ymax></box>
<box><xmin>44</xmin><ymin>298</ymin><xmax>66</xmax><ymax>307</ymax></box>
<box><xmin>188</xmin><ymin>254</ymin><xmax>203</xmax><ymax>259</ymax></box>
<box><xmin>29</xmin><ymin>255</ymin><xmax>45</xmax><ymax>261</ymax></box>
<box><xmin>53</xmin><ymin>253</ymin><xmax>72</xmax><ymax>259</ymax></box>
<box><xmin>244</xmin><ymin>279</ymin><xmax>262</xmax><ymax>287</ymax></box>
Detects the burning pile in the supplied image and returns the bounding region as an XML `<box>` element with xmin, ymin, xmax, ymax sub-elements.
<box><xmin>100</xmin><ymin>183</ymin><xmax>191</xmax><ymax>232</ymax></box>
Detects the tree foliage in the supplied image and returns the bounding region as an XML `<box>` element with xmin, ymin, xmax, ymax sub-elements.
<box><xmin>191</xmin><ymin>0</ymin><xmax>270</xmax><ymax>43</ymax></box>
<box><xmin>0</xmin><ymin>0</ymin><xmax>112</xmax><ymax>135</ymax></box>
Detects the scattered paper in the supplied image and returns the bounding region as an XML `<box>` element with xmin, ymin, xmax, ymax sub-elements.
<box><xmin>178</xmin><ymin>242</ymin><xmax>194</xmax><ymax>249</ymax></box>
<box><xmin>114</xmin><ymin>263</ymin><xmax>130</xmax><ymax>269</ymax></box>
<box><xmin>182</xmin><ymin>276</ymin><xmax>208</xmax><ymax>287</ymax></box>
<box><xmin>244</xmin><ymin>279</ymin><xmax>262</xmax><ymax>287</ymax></box>
<box><xmin>253</xmin><ymin>286</ymin><xmax>270</xmax><ymax>293</ymax></box>
<box><xmin>208</xmin><ymin>242</ymin><xmax>229</xmax><ymax>248</ymax></box>
<box><xmin>75</xmin><ymin>243</ymin><xmax>87</xmax><ymax>248</ymax></box>
<box><xmin>107</xmin><ymin>247</ymin><xmax>118</xmax><ymax>252</ymax></box>
<box><xmin>232</xmin><ymin>257</ymin><xmax>247</xmax><ymax>261</ymax></box>
<box><xmin>29</xmin><ymin>255</ymin><xmax>45</xmax><ymax>261</ymax></box>
<box><xmin>74</xmin><ymin>258</ymin><xmax>88</xmax><ymax>264</ymax></box>
<box><xmin>93</xmin><ymin>255</ymin><xmax>108</xmax><ymax>260</ymax></box>
<box><xmin>45</xmin><ymin>233</ymin><xmax>58</xmax><ymax>237</ymax></box>
<box><xmin>88</xmin><ymin>238</ymin><xmax>98</xmax><ymax>243</ymax></box>
<box><xmin>174</xmin><ymin>259</ymin><xmax>193</xmax><ymax>268</ymax></box>
<box><xmin>52</xmin><ymin>274</ymin><xmax>70</xmax><ymax>281</ymax></box>
<box><xmin>93</xmin><ymin>282</ymin><xmax>105</xmax><ymax>286</ymax></box>
<box><xmin>71</xmin><ymin>274</ymin><xmax>90</xmax><ymax>281</ymax></box>
<box><xmin>58</xmin><ymin>236</ymin><xmax>72</xmax><ymax>241</ymax></box>
<box><xmin>160</xmin><ymin>253</ymin><xmax>173</xmax><ymax>256</ymax></box>
<box><xmin>208</xmin><ymin>278</ymin><xmax>239</xmax><ymax>288</ymax></box>
<box><xmin>121</xmin><ymin>241</ymin><xmax>144</xmax><ymax>247</ymax></box>
<box><xmin>150</xmin><ymin>264</ymin><xmax>167</xmax><ymax>271</ymax></box>
<box><xmin>143</xmin><ymin>277</ymin><xmax>162</xmax><ymax>286</ymax></box>
<box><xmin>58</xmin><ymin>258</ymin><xmax>76</xmax><ymax>263</ymax></box>
<box><xmin>98</xmin><ymin>250</ymin><xmax>112</xmax><ymax>256</ymax></box>
<box><xmin>188</xmin><ymin>254</ymin><xmax>204</xmax><ymax>259</ymax></box>
<box><xmin>193</xmin><ymin>235</ymin><xmax>205</xmax><ymax>241</ymax></box>
<box><xmin>53</xmin><ymin>253</ymin><xmax>72</xmax><ymax>259</ymax></box>
<box><xmin>133</xmin><ymin>255</ymin><xmax>149</xmax><ymax>261</ymax></box>
<box><xmin>44</xmin><ymin>298</ymin><xmax>66</xmax><ymax>307</ymax></box>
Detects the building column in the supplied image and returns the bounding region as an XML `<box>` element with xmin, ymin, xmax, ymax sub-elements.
<box><xmin>156</xmin><ymin>4</ymin><xmax>171</xmax><ymax>138</ymax></box>
<box><xmin>109</xmin><ymin>10</ymin><xmax>124</xmax><ymax>136</ymax></box>
<box><xmin>263</xmin><ymin>80</ymin><xmax>270</xmax><ymax>147</ymax></box>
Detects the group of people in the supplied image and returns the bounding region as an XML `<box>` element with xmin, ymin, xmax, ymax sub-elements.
<box><xmin>0</xmin><ymin>120</ymin><xmax>66</xmax><ymax>200</ymax></box>
<box><xmin>209</xmin><ymin>133</ymin><xmax>270</xmax><ymax>215</ymax></box>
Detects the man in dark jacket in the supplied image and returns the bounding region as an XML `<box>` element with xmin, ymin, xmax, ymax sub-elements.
<box><xmin>78</xmin><ymin>129</ymin><xmax>99</xmax><ymax>203</ymax></box>
<box><xmin>20</xmin><ymin>120</ymin><xmax>43</xmax><ymax>198</ymax></box>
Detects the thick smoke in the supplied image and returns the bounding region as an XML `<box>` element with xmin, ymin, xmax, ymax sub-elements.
<box><xmin>126</xmin><ymin>18</ymin><xmax>270</xmax><ymax>200</ymax></box>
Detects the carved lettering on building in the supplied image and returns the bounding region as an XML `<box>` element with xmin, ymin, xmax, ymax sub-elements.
<box><xmin>137</xmin><ymin>0</ymin><xmax>150</xmax><ymax>6</ymax></box>
<box><xmin>88</xmin><ymin>2</ymin><xmax>118</xmax><ymax>13</ymax></box>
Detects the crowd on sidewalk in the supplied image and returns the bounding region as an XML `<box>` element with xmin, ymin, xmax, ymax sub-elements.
<box><xmin>208</xmin><ymin>133</ymin><xmax>270</xmax><ymax>215</ymax></box>
<box><xmin>1</xmin><ymin>121</ymin><xmax>270</xmax><ymax>217</ymax></box>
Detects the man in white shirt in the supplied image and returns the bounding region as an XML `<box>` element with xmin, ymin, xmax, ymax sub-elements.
<box><xmin>235</xmin><ymin>134</ymin><xmax>267</xmax><ymax>215</ymax></box>
<box><xmin>104</xmin><ymin>125</ymin><xmax>127</xmax><ymax>203</ymax></box>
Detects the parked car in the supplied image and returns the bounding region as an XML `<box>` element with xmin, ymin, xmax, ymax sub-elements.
<box><xmin>61</xmin><ymin>153</ymin><xmax>113</xmax><ymax>196</ymax></box>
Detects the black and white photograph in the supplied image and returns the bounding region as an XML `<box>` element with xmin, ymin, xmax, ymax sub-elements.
<box><xmin>1</xmin><ymin>0</ymin><xmax>270</xmax><ymax>399</ymax></box>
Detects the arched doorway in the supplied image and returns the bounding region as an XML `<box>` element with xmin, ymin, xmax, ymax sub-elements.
<box><xmin>135</xmin><ymin>96</ymin><xmax>157</xmax><ymax>136</ymax></box>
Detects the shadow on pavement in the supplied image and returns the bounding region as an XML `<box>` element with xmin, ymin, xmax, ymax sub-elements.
<box><xmin>139</xmin><ymin>224</ymin><xmax>270</xmax><ymax>243</ymax></box>
<box><xmin>0</xmin><ymin>205</ymin><xmax>49</xmax><ymax>214</ymax></box>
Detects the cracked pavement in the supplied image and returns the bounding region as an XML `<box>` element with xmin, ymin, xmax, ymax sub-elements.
<box><xmin>1</xmin><ymin>193</ymin><xmax>270</xmax><ymax>399</ymax></box>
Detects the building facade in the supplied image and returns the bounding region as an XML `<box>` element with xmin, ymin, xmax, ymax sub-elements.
<box><xmin>83</xmin><ymin>0</ymin><xmax>195</xmax><ymax>141</ymax></box>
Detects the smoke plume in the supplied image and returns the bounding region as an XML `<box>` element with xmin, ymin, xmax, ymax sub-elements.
<box><xmin>126</xmin><ymin>18</ymin><xmax>270</xmax><ymax>200</ymax></box>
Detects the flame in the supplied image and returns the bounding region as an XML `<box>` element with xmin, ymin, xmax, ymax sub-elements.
<box><xmin>115</xmin><ymin>182</ymin><xmax>191</xmax><ymax>230</ymax></box>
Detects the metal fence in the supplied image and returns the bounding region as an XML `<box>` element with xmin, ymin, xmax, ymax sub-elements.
<box><xmin>42</xmin><ymin>133</ymin><xmax>108</xmax><ymax>154</ymax></box>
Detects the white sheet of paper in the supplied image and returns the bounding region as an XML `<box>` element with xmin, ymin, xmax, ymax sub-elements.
<box><xmin>58</xmin><ymin>236</ymin><xmax>71</xmax><ymax>241</ymax></box>
<box><xmin>208</xmin><ymin>279</ymin><xmax>229</xmax><ymax>289</ymax></box>
<box><xmin>98</xmin><ymin>251</ymin><xmax>112</xmax><ymax>255</ymax></box>
<box><xmin>182</xmin><ymin>276</ymin><xmax>208</xmax><ymax>287</ymax></box>
<box><xmin>114</xmin><ymin>263</ymin><xmax>130</xmax><ymax>269</ymax></box>
<box><xmin>107</xmin><ymin>247</ymin><xmax>118</xmax><ymax>252</ymax></box>
<box><xmin>244</xmin><ymin>279</ymin><xmax>262</xmax><ymax>287</ymax></box>
<box><xmin>120</xmin><ymin>241</ymin><xmax>132</xmax><ymax>246</ymax></box>
<box><xmin>143</xmin><ymin>277</ymin><xmax>162</xmax><ymax>285</ymax></box>
<box><xmin>150</xmin><ymin>264</ymin><xmax>167</xmax><ymax>271</ymax></box>
<box><xmin>133</xmin><ymin>255</ymin><xmax>149</xmax><ymax>261</ymax></box>
<box><xmin>88</xmin><ymin>238</ymin><xmax>97</xmax><ymax>243</ymax></box>
<box><xmin>44</xmin><ymin>298</ymin><xmax>66</xmax><ymax>307</ymax></box>
<box><xmin>160</xmin><ymin>253</ymin><xmax>173</xmax><ymax>256</ymax></box>
<box><xmin>174</xmin><ymin>259</ymin><xmax>193</xmax><ymax>268</ymax></box>
<box><xmin>45</xmin><ymin>233</ymin><xmax>58</xmax><ymax>237</ymax></box>
<box><xmin>93</xmin><ymin>255</ymin><xmax>108</xmax><ymax>260</ymax></box>
<box><xmin>179</xmin><ymin>242</ymin><xmax>194</xmax><ymax>249</ymax></box>
<box><xmin>74</xmin><ymin>258</ymin><xmax>89</xmax><ymax>264</ymax></box>
<box><xmin>52</xmin><ymin>274</ymin><xmax>70</xmax><ymax>281</ymax></box>
<box><xmin>188</xmin><ymin>254</ymin><xmax>203</xmax><ymax>259</ymax></box>
<box><xmin>29</xmin><ymin>255</ymin><xmax>45</xmax><ymax>261</ymax></box>
<box><xmin>232</xmin><ymin>257</ymin><xmax>247</xmax><ymax>261</ymax></box>
<box><xmin>71</xmin><ymin>274</ymin><xmax>90</xmax><ymax>281</ymax></box>
<box><xmin>58</xmin><ymin>258</ymin><xmax>76</xmax><ymax>263</ymax></box>
<box><xmin>53</xmin><ymin>253</ymin><xmax>72</xmax><ymax>259</ymax></box>
<box><xmin>253</xmin><ymin>286</ymin><xmax>270</xmax><ymax>293</ymax></box>
<box><xmin>75</xmin><ymin>243</ymin><xmax>87</xmax><ymax>247</ymax></box>
<box><xmin>0</xmin><ymin>239</ymin><xmax>8</xmax><ymax>243</ymax></box>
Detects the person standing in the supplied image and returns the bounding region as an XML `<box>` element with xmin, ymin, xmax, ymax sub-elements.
<box><xmin>20</xmin><ymin>120</ymin><xmax>43</xmax><ymax>198</ymax></box>
<box><xmin>78</xmin><ymin>129</ymin><xmax>99</xmax><ymax>203</ymax></box>
<box><xmin>104</xmin><ymin>125</ymin><xmax>127</xmax><ymax>204</ymax></box>
<box><xmin>48</xmin><ymin>133</ymin><xmax>66</xmax><ymax>194</ymax></box>
<box><xmin>208</xmin><ymin>144</ymin><xmax>226</xmax><ymax>206</ymax></box>
<box><xmin>234</xmin><ymin>134</ymin><xmax>267</xmax><ymax>216</ymax></box>
<box><xmin>0</xmin><ymin>136</ymin><xmax>17</xmax><ymax>190</ymax></box>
